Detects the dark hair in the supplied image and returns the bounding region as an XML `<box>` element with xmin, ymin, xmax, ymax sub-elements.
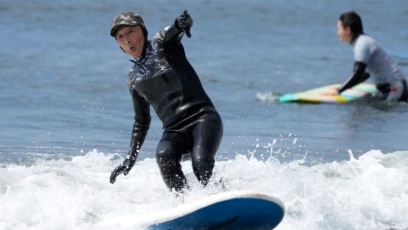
<box><xmin>339</xmin><ymin>11</ymin><xmax>364</xmax><ymax>43</ymax></box>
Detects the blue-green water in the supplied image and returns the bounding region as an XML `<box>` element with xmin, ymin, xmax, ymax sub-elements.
<box><xmin>1</xmin><ymin>0</ymin><xmax>407</xmax><ymax>229</ymax></box>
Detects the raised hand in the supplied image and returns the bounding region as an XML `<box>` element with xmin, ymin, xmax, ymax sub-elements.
<box><xmin>176</xmin><ymin>10</ymin><xmax>193</xmax><ymax>37</ymax></box>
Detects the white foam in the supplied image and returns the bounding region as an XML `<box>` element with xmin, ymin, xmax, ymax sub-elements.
<box><xmin>1</xmin><ymin>149</ymin><xmax>407</xmax><ymax>229</ymax></box>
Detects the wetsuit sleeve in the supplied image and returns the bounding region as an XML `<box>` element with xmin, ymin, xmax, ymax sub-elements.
<box><xmin>338</xmin><ymin>62</ymin><xmax>370</xmax><ymax>94</ymax></box>
<box><xmin>160</xmin><ymin>23</ymin><xmax>184</xmax><ymax>43</ymax></box>
<box><xmin>127</xmin><ymin>89</ymin><xmax>151</xmax><ymax>160</ymax></box>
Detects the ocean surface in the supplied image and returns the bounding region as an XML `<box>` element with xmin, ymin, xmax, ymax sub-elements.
<box><xmin>1</xmin><ymin>0</ymin><xmax>408</xmax><ymax>229</ymax></box>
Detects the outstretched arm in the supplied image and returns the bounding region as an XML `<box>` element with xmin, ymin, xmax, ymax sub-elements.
<box><xmin>338</xmin><ymin>62</ymin><xmax>370</xmax><ymax>94</ymax></box>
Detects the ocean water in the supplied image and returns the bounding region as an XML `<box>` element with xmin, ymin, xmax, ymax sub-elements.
<box><xmin>1</xmin><ymin>0</ymin><xmax>408</xmax><ymax>229</ymax></box>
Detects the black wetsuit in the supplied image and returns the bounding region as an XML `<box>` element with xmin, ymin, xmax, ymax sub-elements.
<box><xmin>126</xmin><ymin>24</ymin><xmax>223</xmax><ymax>191</ymax></box>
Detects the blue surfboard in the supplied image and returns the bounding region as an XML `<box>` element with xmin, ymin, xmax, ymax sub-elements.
<box><xmin>147</xmin><ymin>191</ymin><xmax>285</xmax><ymax>229</ymax></box>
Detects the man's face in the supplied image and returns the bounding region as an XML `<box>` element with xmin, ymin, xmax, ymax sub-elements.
<box><xmin>115</xmin><ymin>26</ymin><xmax>145</xmax><ymax>58</ymax></box>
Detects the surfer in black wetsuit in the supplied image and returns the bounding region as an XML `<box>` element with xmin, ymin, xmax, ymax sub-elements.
<box><xmin>109</xmin><ymin>11</ymin><xmax>223</xmax><ymax>192</ymax></box>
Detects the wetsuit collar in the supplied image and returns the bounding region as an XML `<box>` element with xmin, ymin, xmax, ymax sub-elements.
<box><xmin>130</xmin><ymin>56</ymin><xmax>143</xmax><ymax>64</ymax></box>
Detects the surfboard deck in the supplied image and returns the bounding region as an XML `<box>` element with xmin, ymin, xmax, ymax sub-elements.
<box><xmin>279</xmin><ymin>82</ymin><xmax>377</xmax><ymax>103</ymax></box>
<box><xmin>147</xmin><ymin>191</ymin><xmax>285</xmax><ymax>230</ymax></box>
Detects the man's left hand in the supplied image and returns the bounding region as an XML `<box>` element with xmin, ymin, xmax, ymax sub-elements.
<box><xmin>177</xmin><ymin>10</ymin><xmax>193</xmax><ymax>37</ymax></box>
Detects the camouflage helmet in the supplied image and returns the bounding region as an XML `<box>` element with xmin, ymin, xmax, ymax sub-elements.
<box><xmin>110</xmin><ymin>12</ymin><xmax>147</xmax><ymax>37</ymax></box>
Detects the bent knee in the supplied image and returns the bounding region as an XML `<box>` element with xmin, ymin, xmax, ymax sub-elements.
<box><xmin>156</xmin><ymin>141</ymin><xmax>173</xmax><ymax>161</ymax></box>
<box><xmin>192</xmin><ymin>147</ymin><xmax>215</xmax><ymax>172</ymax></box>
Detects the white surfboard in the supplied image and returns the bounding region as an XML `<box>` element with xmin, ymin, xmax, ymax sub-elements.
<box><xmin>147</xmin><ymin>191</ymin><xmax>285</xmax><ymax>229</ymax></box>
<box><xmin>279</xmin><ymin>82</ymin><xmax>377</xmax><ymax>103</ymax></box>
